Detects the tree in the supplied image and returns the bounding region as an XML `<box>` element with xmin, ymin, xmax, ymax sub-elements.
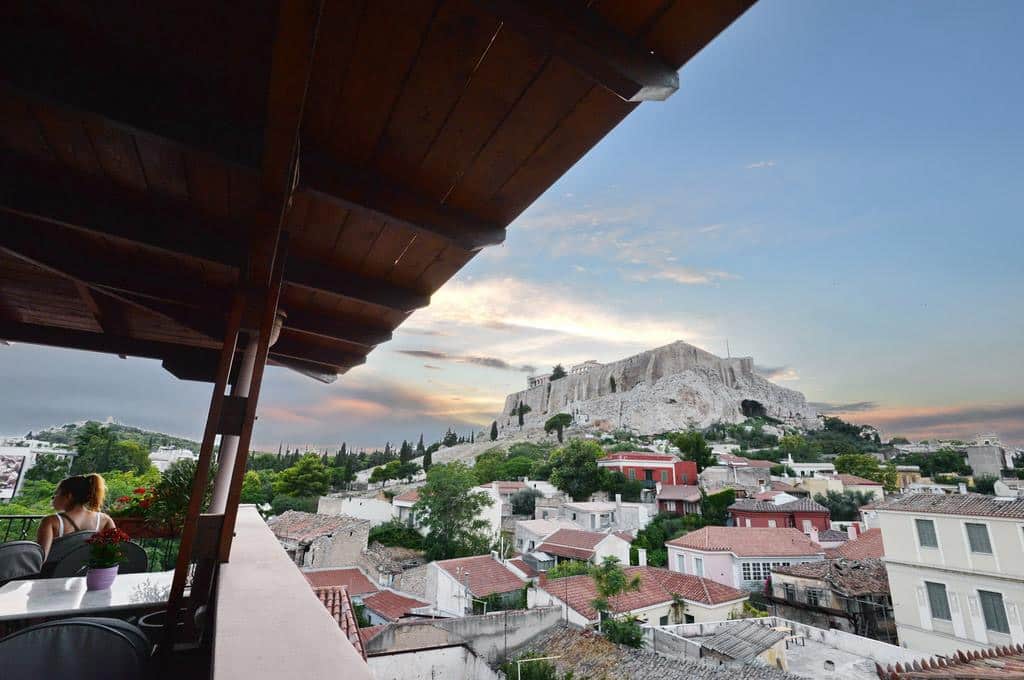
<box><xmin>71</xmin><ymin>423</ymin><xmax>153</xmax><ymax>475</ymax></box>
<box><xmin>413</xmin><ymin>462</ymin><xmax>494</xmax><ymax>560</ymax></box>
<box><xmin>490</xmin><ymin>421</ymin><xmax>498</xmax><ymax>442</ymax></box>
<box><xmin>422</xmin><ymin>446</ymin><xmax>433</xmax><ymax>471</ymax></box>
<box><xmin>416</xmin><ymin>434</ymin><xmax>426</xmax><ymax>457</ymax></box>
<box><xmin>473</xmin><ymin>448</ymin><xmax>507</xmax><ymax>485</ymax></box>
<box><xmin>240</xmin><ymin>470</ymin><xmax>267</xmax><ymax>504</ymax></box>
<box><xmin>668</xmin><ymin>431</ymin><xmax>716</xmax><ymax>473</ymax></box>
<box><xmin>273</xmin><ymin>454</ymin><xmax>331</xmax><ymax>497</ymax></box>
<box><xmin>25</xmin><ymin>453</ymin><xmax>69</xmax><ymax>483</ymax></box>
<box><xmin>399</xmin><ymin>440</ymin><xmax>413</xmax><ymax>463</ymax></box>
<box><xmin>550</xmin><ymin>364</ymin><xmax>567</xmax><ymax>380</ymax></box>
<box><xmin>510</xmin><ymin>488</ymin><xmax>543</xmax><ymax>516</ymax></box>
<box><xmin>544</xmin><ymin>413</ymin><xmax>572</xmax><ymax>443</ymax></box>
<box><xmin>549</xmin><ymin>439</ymin><xmax>604</xmax><ymax>501</ymax></box>
<box><xmin>395</xmin><ymin>461</ymin><xmax>421</xmax><ymax>482</ymax></box>
<box><xmin>700</xmin><ymin>488</ymin><xmax>735</xmax><ymax>526</ymax></box>
<box><xmin>368</xmin><ymin>465</ymin><xmax>391</xmax><ymax>488</ymax></box>
<box><xmin>590</xmin><ymin>556</ymin><xmax>641</xmax><ymax>633</ymax></box>
<box><xmin>889</xmin><ymin>436</ymin><xmax>910</xmax><ymax>445</ymax></box>
<box><xmin>814</xmin><ymin>490</ymin><xmax>876</xmax><ymax>522</ymax></box>
<box><xmin>512</xmin><ymin>402</ymin><xmax>532</xmax><ymax>427</ymax></box>
<box><xmin>972</xmin><ymin>475</ymin><xmax>998</xmax><ymax>496</ymax></box>
<box><xmin>834</xmin><ymin>453</ymin><xmax>894</xmax><ymax>491</ymax></box>
<box><xmin>442</xmin><ymin>428</ymin><xmax>459</xmax><ymax>447</ymax></box>
<box><xmin>609</xmin><ymin>376</ymin><xmax>616</xmax><ymax>393</ymax></box>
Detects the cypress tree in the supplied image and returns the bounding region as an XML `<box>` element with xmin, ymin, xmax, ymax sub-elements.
<box><xmin>490</xmin><ymin>421</ymin><xmax>498</xmax><ymax>441</ymax></box>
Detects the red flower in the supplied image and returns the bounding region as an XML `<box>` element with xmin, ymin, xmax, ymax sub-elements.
<box><xmin>139</xmin><ymin>499</ymin><xmax>152</xmax><ymax>509</ymax></box>
<box><xmin>133</xmin><ymin>487</ymin><xmax>147</xmax><ymax>495</ymax></box>
<box><xmin>86</xmin><ymin>527</ymin><xmax>131</xmax><ymax>545</ymax></box>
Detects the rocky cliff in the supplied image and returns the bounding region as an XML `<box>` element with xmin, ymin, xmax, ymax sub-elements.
<box><xmin>497</xmin><ymin>340</ymin><xmax>818</xmax><ymax>437</ymax></box>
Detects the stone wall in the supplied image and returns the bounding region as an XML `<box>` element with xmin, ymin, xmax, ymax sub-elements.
<box><xmin>497</xmin><ymin>341</ymin><xmax>817</xmax><ymax>438</ymax></box>
<box><xmin>368</xmin><ymin>645</ymin><xmax>502</xmax><ymax>680</ymax></box>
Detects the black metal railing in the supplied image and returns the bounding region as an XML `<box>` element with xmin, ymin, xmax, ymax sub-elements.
<box><xmin>0</xmin><ymin>514</ymin><xmax>177</xmax><ymax>573</ymax></box>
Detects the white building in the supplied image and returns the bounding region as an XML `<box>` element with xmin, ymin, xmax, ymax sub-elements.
<box><xmin>534</xmin><ymin>528</ymin><xmax>631</xmax><ymax>568</ymax></box>
<box><xmin>148</xmin><ymin>446</ymin><xmax>197</xmax><ymax>472</ymax></box>
<box><xmin>874</xmin><ymin>493</ymin><xmax>1024</xmax><ymax>654</ymax></box>
<box><xmin>513</xmin><ymin>518</ymin><xmax>579</xmax><ymax>554</ymax></box>
<box><xmin>540</xmin><ymin>496</ymin><xmax>652</xmax><ymax>532</ymax></box>
<box><xmin>425</xmin><ymin>554</ymin><xmax>525</xmax><ymax>617</ymax></box>
<box><xmin>785</xmin><ymin>454</ymin><xmax>836</xmax><ymax>478</ymax></box>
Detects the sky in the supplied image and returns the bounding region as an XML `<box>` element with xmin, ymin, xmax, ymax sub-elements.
<box><xmin>2</xmin><ymin>0</ymin><xmax>1022</xmax><ymax>449</ymax></box>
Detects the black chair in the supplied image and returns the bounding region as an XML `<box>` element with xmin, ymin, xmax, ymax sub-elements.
<box><xmin>0</xmin><ymin>616</ymin><xmax>150</xmax><ymax>680</ymax></box>
<box><xmin>38</xmin><ymin>530</ymin><xmax>95</xmax><ymax>578</ymax></box>
<box><xmin>0</xmin><ymin>541</ymin><xmax>44</xmax><ymax>586</ymax></box>
<box><xmin>51</xmin><ymin>541</ymin><xmax>149</xmax><ymax>577</ymax></box>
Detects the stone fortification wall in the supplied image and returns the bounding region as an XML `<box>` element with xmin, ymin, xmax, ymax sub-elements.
<box><xmin>497</xmin><ymin>340</ymin><xmax>817</xmax><ymax>437</ymax></box>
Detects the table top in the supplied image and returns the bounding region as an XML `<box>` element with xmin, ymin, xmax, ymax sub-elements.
<box><xmin>0</xmin><ymin>570</ymin><xmax>173</xmax><ymax>622</ymax></box>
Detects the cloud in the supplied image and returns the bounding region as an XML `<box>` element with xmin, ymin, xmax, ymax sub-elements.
<box><xmin>746</xmin><ymin>161</ymin><xmax>777</xmax><ymax>169</ymax></box>
<box><xmin>410</xmin><ymin>277</ymin><xmax>708</xmax><ymax>350</ymax></box>
<box><xmin>818</xmin><ymin>402</ymin><xmax>1024</xmax><ymax>444</ymax></box>
<box><xmin>755</xmin><ymin>365</ymin><xmax>801</xmax><ymax>382</ymax></box>
<box><xmin>395</xmin><ymin>349</ymin><xmax>536</xmax><ymax>374</ymax></box>
<box><xmin>629</xmin><ymin>267</ymin><xmax>739</xmax><ymax>286</ymax></box>
<box><xmin>810</xmin><ymin>401</ymin><xmax>879</xmax><ymax>413</ymax></box>
<box><xmin>423</xmin><ymin>364</ymin><xmax>441</xmax><ymax>370</ymax></box>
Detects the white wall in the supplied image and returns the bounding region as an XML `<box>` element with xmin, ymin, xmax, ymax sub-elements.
<box><xmin>426</xmin><ymin>563</ymin><xmax>470</xmax><ymax>617</ymax></box>
<box><xmin>317</xmin><ymin>496</ymin><xmax>395</xmax><ymax>525</ymax></box>
<box><xmin>595</xmin><ymin>535</ymin><xmax>631</xmax><ymax>564</ymax></box>
<box><xmin>368</xmin><ymin>645</ymin><xmax>502</xmax><ymax>680</ymax></box>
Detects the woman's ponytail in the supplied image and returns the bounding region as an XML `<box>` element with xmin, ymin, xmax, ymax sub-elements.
<box><xmin>86</xmin><ymin>473</ymin><xmax>106</xmax><ymax>511</ymax></box>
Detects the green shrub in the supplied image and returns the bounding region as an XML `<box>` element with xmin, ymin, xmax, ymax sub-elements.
<box><xmin>270</xmin><ymin>494</ymin><xmax>319</xmax><ymax>515</ymax></box>
<box><xmin>546</xmin><ymin>560</ymin><xmax>592</xmax><ymax>579</ymax></box>
<box><xmin>603</xmin><ymin>615</ymin><xmax>645</xmax><ymax>648</ymax></box>
<box><xmin>368</xmin><ymin>520</ymin><xmax>424</xmax><ymax>550</ymax></box>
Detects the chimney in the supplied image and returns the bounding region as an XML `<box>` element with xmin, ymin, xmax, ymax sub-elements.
<box><xmin>958</xmin><ymin>483</ymin><xmax>968</xmax><ymax>495</ymax></box>
<box><xmin>637</xmin><ymin>548</ymin><xmax>648</xmax><ymax>567</ymax></box>
<box><xmin>539</xmin><ymin>571</ymin><xmax>548</xmax><ymax>588</ymax></box>
<box><xmin>809</xmin><ymin>526</ymin><xmax>819</xmax><ymax>544</ymax></box>
<box><xmin>846</xmin><ymin>524</ymin><xmax>859</xmax><ymax>540</ymax></box>
<box><xmin>615</xmin><ymin>493</ymin><xmax>622</xmax><ymax>506</ymax></box>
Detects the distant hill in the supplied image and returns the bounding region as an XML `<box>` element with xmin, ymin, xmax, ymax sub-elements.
<box><xmin>32</xmin><ymin>421</ymin><xmax>200</xmax><ymax>453</ymax></box>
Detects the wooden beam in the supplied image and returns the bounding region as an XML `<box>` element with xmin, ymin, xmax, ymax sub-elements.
<box><xmin>0</xmin><ymin>168</ymin><xmax>429</xmax><ymax>314</ymax></box>
<box><xmin>0</xmin><ymin>320</ymin><xmax>213</xmax><ymax>362</ymax></box>
<box><xmin>472</xmin><ymin>0</ymin><xmax>679</xmax><ymax>101</ymax></box>
<box><xmin>301</xmin><ymin>154</ymin><xmax>506</xmax><ymax>251</ymax></box>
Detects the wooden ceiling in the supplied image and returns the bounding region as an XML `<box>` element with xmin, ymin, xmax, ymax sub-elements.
<box><xmin>0</xmin><ymin>0</ymin><xmax>753</xmax><ymax>383</ymax></box>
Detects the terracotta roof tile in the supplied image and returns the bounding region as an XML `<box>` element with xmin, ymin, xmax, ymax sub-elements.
<box><xmin>729</xmin><ymin>498</ymin><xmax>829</xmax><ymax>513</ymax></box>
<box><xmin>873</xmin><ymin>492</ymin><xmax>1024</xmax><ymax>519</ymax></box>
<box><xmin>718</xmin><ymin>454</ymin><xmax>775</xmax><ymax>468</ymax></box>
<box><xmin>313</xmin><ymin>586</ymin><xmax>366</xmax><ymax>660</ymax></box>
<box><xmin>267</xmin><ymin>511</ymin><xmax>369</xmax><ymax>544</ymax></box>
<box><xmin>878</xmin><ymin>646</ymin><xmax>1024</xmax><ymax>679</ymax></box>
<box><xmin>303</xmin><ymin>567</ymin><xmax>379</xmax><ymax>596</ymax></box>
<box><xmin>537</xmin><ymin>529</ymin><xmax>617</xmax><ymax>560</ymax></box>
<box><xmin>543</xmin><ymin>566</ymin><xmax>746</xmax><ymax>621</ymax></box>
<box><xmin>358</xmin><ymin>625</ymin><xmax>386</xmax><ymax>646</ymax></box>
<box><xmin>657</xmin><ymin>485</ymin><xmax>701</xmax><ymax>502</ymax></box>
<box><xmin>508</xmin><ymin>558</ymin><xmax>538</xmax><ymax>578</ymax></box>
<box><xmin>434</xmin><ymin>554</ymin><xmax>525</xmax><ymax>597</ymax></box>
<box><xmin>667</xmin><ymin>527</ymin><xmax>824</xmax><ymax>557</ymax></box>
<box><xmin>393</xmin><ymin>489</ymin><xmax>420</xmax><ymax>503</ymax></box>
<box><xmin>829</xmin><ymin>528</ymin><xmax>884</xmax><ymax>559</ymax></box>
<box><xmin>773</xmin><ymin>558</ymin><xmax>889</xmax><ymax>597</ymax></box>
<box><xmin>361</xmin><ymin>590</ymin><xmax>428</xmax><ymax>622</ymax></box>
<box><xmin>832</xmin><ymin>473</ymin><xmax>882</xmax><ymax>486</ymax></box>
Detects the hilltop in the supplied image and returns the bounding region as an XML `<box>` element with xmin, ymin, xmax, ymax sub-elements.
<box><xmin>30</xmin><ymin>420</ymin><xmax>200</xmax><ymax>453</ymax></box>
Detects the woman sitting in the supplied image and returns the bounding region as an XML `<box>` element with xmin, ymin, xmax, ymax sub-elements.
<box><xmin>35</xmin><ymin>474</ymin><xmax>116</xmax><ymax>559</ymax></box>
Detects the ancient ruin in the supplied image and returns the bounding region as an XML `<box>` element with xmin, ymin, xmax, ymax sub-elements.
<box><xmin>497</xmin><ymin>341</ymin><xmax>818</xmax><ymax>437</ymax></box>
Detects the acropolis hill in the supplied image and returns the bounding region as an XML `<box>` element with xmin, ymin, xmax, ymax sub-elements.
<box><xmin>496</xmin><ymin>340</ymin><xmax>819</xmax><ymax>438</ymax></box>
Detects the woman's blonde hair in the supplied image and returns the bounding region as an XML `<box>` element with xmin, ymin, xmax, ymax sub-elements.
<box><xmin>57</xmin><ymin>473</ymin><xmax>107</xmax><ymax>511</ymax></box>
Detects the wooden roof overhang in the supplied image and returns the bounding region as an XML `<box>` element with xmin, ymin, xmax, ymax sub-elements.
<box><xmin>0</xmin><ymin>0</ymin><xmax>754</xmax><ymax>384</ymax></box>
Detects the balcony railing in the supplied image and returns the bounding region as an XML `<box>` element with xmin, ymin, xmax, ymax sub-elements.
<box><xmin>0</xmin><ymin>514</ymin><xmax>178</xmax><ymax>572</ymax></box>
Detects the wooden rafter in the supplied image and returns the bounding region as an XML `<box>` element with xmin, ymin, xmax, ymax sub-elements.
<box><xmin>472</xmin><ymin>0</ymin><xmax>680</xmax><ymax>101</ymax></box>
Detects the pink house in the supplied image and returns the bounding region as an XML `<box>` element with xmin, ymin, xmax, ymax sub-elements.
<box><xmin>665</xmin><ymin>526</ymin><xmax>824</xmax><ymax>591</ymax></box>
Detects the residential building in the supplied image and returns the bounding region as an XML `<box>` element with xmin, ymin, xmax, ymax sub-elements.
<box><xmin>477</xmin><ymin>480</ymin><xmax>526</xmax><ymax>516</ymax></box>
<box><xmin>874</xmin><ymin>493</ymin><xmax>1024</xmax><ymax>653</ymax></box>
<box><xmin>543</xmin><ymin>496</ymin><xmax>653</xmax><ymax>532</ymax></box>
<box><xmin>303</xmin><ymin>566</ymin><xmax>380</xmax><ymax>603</ymax></box>
<box><xmin>699</xmin><ymin>464</ymin><xmax>772</xmax><ymax>495</ymax></box>
<box><xmin>716</xmin><ymin>453</ymin><xmax>776</xmax><ymax>471</ymax></box>
<box><xmin>769</xmin><ymin>558</ymin><xmax>896</xmax><ymax>643</ymax></box>
<box><xmin>392</xmin><ymin>485</ymin><xmax>502</xmax><ymax>541</ymax></box>
<box><xmin>534</xmin><ymin>528</ymin><xmax>631</xmax><ymax>568</ymax></box>
<box><xmin>827</xmin><ymin>527</ymin><xmax>884</xmax><ymax>560</ymax></box>
<box><xmin>530</xmin><ymin>566</ymin><xmax>748</xmax><ymax>626</ymax></box>
<box><xmin>513</xmin><ymin>518</ymin><xmax>580</xmax><ymax>554</ymax></box>
<box><xmin>879</xmin><ymin>644</ymin><xmax>1024</xmax><ymax>680</ymax></box>
<box><xmin>966</xmin><ymin>442</ymin><xmax>1009</xmax><ymax>478</ymax></box>
<box><xmin>267</xmin><ymin>511</ymin><xmax>371</xmax><ymax>568</ymax></box>
<box><xmin>360</xmin><ymin>589</ymin><xmax>430</xmax><ymax>625</ymax></box>
<box><xmin>597</xmin><ymin>451</ymin><xmax>698</xmax><ymax>486</ymax></box>
<box><xmin>831</xmin><ymin>474</ymin><xmax>886</xmax><ymax>499</ymax></box>
<box><xmin>666</xmin><ymin>527</ymin><xmax>825</xmax><ymax>591</ymax></box>
<box><xmin>148</xmin><ymin>446</ymin><xmax>197</xmax><ymax>472</ymax></box>
<box><xmin>728</xmin><ymin>497</ymin><xmax>831</xmax><ymax>533</ymax></box>
<box><xmin>698</xmin><ymin>620</ymin><xmax>789</xmax><ymax>670</ymax></box>
<box><xmin>784</xmin><ymin>455</ymin><xmax>836</xmax><ymax>478</ymax></box>
<box><xmin>392</xmin><ymin>489</ymin><xmax>419</xmax><ymax>528</ymax></box>
<box><xmin>425</xmin><ymin>554</ymin><xmax>526</xmax><ymax>617</ymax></box>
<box><xmin>895</xmin><ymin>466</ymin><xmax>923</xmax><ymax>491</ymax></box>
<box><xmin>656</xmin><ymin>485</ymin><xmax>702</xmax><ymax>515</ymax></box>
<box><xmin>318</xmin><ymin>494</ymin><xmax>395</xmax><ymax>525</ymax></box>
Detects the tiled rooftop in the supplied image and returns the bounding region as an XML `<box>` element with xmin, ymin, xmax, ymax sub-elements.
<box><xmin>657</xmin><ymin>485</ymin><xmax>702</xmax><ymax>502</ymax></box>
<box><xmin>877</xmin><ymin>645</ymin><xmax>1024</xmax><ymax>680</ymax></box>
<box><xmin>508</xmin><ymin>557</ymin><xmax>538</xmax><ymax>578</ymax></box>
<box><xmin>303</xmin><ymin>567</ymin><xmax>379</xmax><ymax>596</ymax></box>
<box><xmin>312</xmin><ymin>586</ymin><xmax>366</xmax><ymax>660</ymax></box>
<box><xmin>434</xmin><ymin>554</ymin><xmax>525</xmax><ymax>597</ymax></box>
<box><xmin>267</xmin><ymin>511</ymin><xmax>369</xmax><ymax>544</ymax></box>
<box><xmin>701</xmin><ymin>620</ymin><xmax>787</xmax><ymax>661</ymax></box>
<box><xmin>718</xmin><ymin>453</ymin><xmax>776</xmax><ymax>469</ymax></box>
<box><xmin>516</xmin><ymin>518</ymin><xmax>579</xmax><ymax>536</ymax></box>
<box><xmin>773</xmin><ymin>558</ymin><xmax>889</xmax><ymax>597</ymax></box>
<box><xmin>361</xmin><ymin>589</ymin><xmax>429</xmax><ymax>622</ymax></box>
<box><xmin>667</xmin><ymin>527</ymin><xmax>824</xmax><ymax>557</ymax></box>
<box><xmin>817</xmin><ymin>529</ymin><xmax>850</xmax><ymax>543</ymax></box>
<box><xmin>392</xmin><ymin>489</ymin><xmax>420</xmax><ymax>503</ymax></box>
<box><xmin>828</xmin><ymin>528</ymin><xmax>885</xmax><ymax>560</ymax></box>
<box><xmin>543</xmin><ymin>566</ymin><xmax>746</xmax><ymax>621</ymax></box>
<box><xmin>729</xmin><ymin>498</ymin><xmax>829</xmax><ymax>513</ymax></box>
<box><xmin>833</xmin><ymin>473</ymin><xmax>883</xmax><ymax>486</ymax></box>
<box><xmin>873</xmin><ymin>492</ymin><xmax>1024</xmax><ymax>519</ymax></box>
<box><xmin>477</xmin><ymin>481</ymin><xmax>527</xmax><ymax>492</ymax></box>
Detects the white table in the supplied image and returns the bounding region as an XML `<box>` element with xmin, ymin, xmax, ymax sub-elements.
<box><xmin>0</xmin><ymin>570</ymin><xmax>174</xmax><ymax>622</ymax></box>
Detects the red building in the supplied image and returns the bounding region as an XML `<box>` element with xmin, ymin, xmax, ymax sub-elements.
<box><xmin>656</xmin><ymin>485</ymin><xmax>702</xmax><ymax>516</ymax></box>
<box><xmin>597</xmin><ymin>452</ymin><xmax>697</xmax><ymax>487</ymax></box>
<box><xmin>728</xmin><ymin>497</ymin><xmax>830</xmax><ymax>533</ymax></box>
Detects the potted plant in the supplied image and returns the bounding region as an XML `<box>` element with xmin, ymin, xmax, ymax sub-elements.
<box><xmin>109</xmin><ymin>486</ymin><xmax>159</xmax><ymax>536</ymax></box>
<box><xmin>85</xmin><ymin>527</ymin><xmax>131</xmax><ymax>590</ymax></box>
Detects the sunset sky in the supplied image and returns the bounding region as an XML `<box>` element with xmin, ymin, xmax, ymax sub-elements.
<box><xmin>2</xmin><ymin>1</ymin><xmax>1022</xmax><ymax>449</ymax></box>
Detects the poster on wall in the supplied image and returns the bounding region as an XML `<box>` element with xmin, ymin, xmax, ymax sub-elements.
<box><xmin>0</xmin><ymin>454</ymin><xmax>27</xmax><ymax>500</ymax></box>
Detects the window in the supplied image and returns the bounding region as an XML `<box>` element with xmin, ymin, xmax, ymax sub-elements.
<box><xmin>916</xmin><ymin>519</ymin><xmax>938</xmax><ymax>548</ymax></box>
<box><xmin>807</xmin><ymin>589</ymin><xmax>822</xmax><ymax>607</ymax></box>
<box><xmin>659</xmin><ymin>615</ymin><xmax>669</xmax><ymax>626</ymax></box>
<box><xmin>629</xmin><ymin>469</ymin><xmax>636</xmax><ymax>480</ymax></box>
<box><xmin>783</xmin><ymin>583</ymin><xmax>796</xmax><ymax>602</ymax></box>
<box><xmin>751</xmin><ymin>562</ymin><xmax>763</xmax><ymax>580</ymax></box>
<box><xmin>661</xmin><ymin>470</ymin><xmax>668</xmax><ymax>482</ymax></box>
<box><xmin>979</xmin><ymin>591</ymin><xmax>1010</xmax><ymax>634</ymax></box>
<box><xmin>694</xmin><ymin>557</ymin><xmax>704</xmax><ymax>577</ymax></box>
<box><xmin>742</xmin><ymin>563</ymin><xmax>752</xmax><ymax>580</ymax></box>
<box><xmin>571</xmin><ymin>512</ymin><xmax>576</xmax><ymax>520</ymax></box>
<box><xmin>677</xmin><ymin>554</ymin><xmax>686</xmax><ymax>573</ymax></box>
<box><xmin>966</xmin><ymin>523</ymin><xmax>993</xmax><ymax>554</ymax></box>
<box><xmin>745</xmin><ymin>518</ymin><xmax>752</xmax><ymax>528</ymax></box>
<box><xmin>685</xmin><ymin>614</ymin><xmax>695</xmax><ymax>624</ymax></box>
<box><xmin>768</xmin><ymin>519</ymin><xmax>777</xmax><ymax>528</ymax></box>
<box><xmin>925</xmin><ymin>582</ymin><xmax>951</xmax><ymax>620</ymax></box>
<box><xmin>802</xmin><ymin>519</ymin><xmax>813</xmax><ymax>532</ymax></box>
<box><xmin>665</xmin><ymin>501</ymin><xmax>676</xmax><ymax>512</ymax></box>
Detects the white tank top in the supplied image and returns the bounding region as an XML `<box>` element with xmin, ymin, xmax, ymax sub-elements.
<box><xmin>56</xmin><ymin>512</ymin><xmax>102</xmax><ymax>537</ymax></box>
